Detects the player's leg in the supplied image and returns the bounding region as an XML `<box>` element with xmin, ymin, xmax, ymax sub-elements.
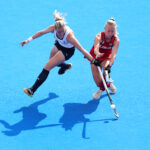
<box><xmin>49</xmin><ymin>45</ymin><xmax>59</xmax><ymax>59</ymax></box>
<box><xmin>49</xmin><ymin>45</ymin><xmax>72</xmax><ymax>74</ymax></box>
<box><xmin>24</xmin><ymin>48</ymin><xmax>66</xmax><ymax>97</ymax></box>
<box><xmin>55</xmin><ymin>41</ymin><xmax>75</xmax><ymax>75</ymax></box>
<box><xmin>57</xmin><ymin>46</ymin><xmax>75</xmax><ymax>75</ymax></box>
<box><xmin>49</xmin><ymin>45</ymin><xmax>67</xmax><ymax>68</ymax></box>
<box><xmin>91</xmin><ymin>64</ymin><xmax>104</xmax><ymax>99</ymax></box>
<box><xmin>91</xmin><ymin>60</ymin><xmax>112</xmax><ymax>99</ymax></box>
<box><xmin>102</xmin><ymin>60</ymin><xmax>117</xmax><ymax>93</ymax></box>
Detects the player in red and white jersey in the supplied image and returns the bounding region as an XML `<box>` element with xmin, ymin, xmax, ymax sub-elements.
<box><xmin>89</xmin><ymin>18</ymin><xmax>120</xmax><ymax>99</ymax></box>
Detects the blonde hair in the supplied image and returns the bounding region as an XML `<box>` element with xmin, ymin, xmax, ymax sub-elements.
<box><xmin>54</xmin><ymin>10</ymin><xmax>67</xmax><ymax>29</ymax></box>
<box><xmin>105</xmin><ymin>18</ymin><xmax>118</xmax><ymax>36</ymax></box>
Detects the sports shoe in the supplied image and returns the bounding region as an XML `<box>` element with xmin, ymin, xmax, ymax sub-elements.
<box><xmin>109</xmin><ymin>83</ymin><xmax>117</xmax><ymax>94</ymax></box>
<box><xmin>58</xmin><ymin>63</ymin><xmax>72</xmax><ymax>75</ymax></box>
<box><xmin>92</xmin><ymin>89</ymin><xmax>104</xmax><ymax>100</ymax></box>
<box><xmin>23</xmin><ymin>88</ymin><xmax>33</xmax><ymax>97</ymax></box>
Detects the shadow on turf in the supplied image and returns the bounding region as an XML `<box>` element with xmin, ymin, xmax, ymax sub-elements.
<box><xmin>0</xmin><ymin>93</ymin><xmax>117</xmax><ymax>138</ymax></box>
<box><xmin>30</xmin><ymin>93</ymin><xmax>117</xmax><ymax>139</ymax></box>
<box><xmin>28</xmin><ymin>93</ymin><xmax>117</xmax><ymax>139</ymax></box>
<box><xmin>59</xmin><ymin>93</ymin><xmax>117</xmax><ymax>139</ymax></box>
<box><xmin>0</xmin><ymin>92</ymin><xmax>59</xmax><ymax>136</ymax></box>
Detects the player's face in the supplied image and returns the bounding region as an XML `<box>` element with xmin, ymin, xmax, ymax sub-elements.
<box><xmin>105</xmin><ymin>25</ymin><xmax>115</xmax><ymax>38</ymax></box>
<box><xmin>56</xmin><ymin>26</ymin><xmax>66</xmax><ymax>39</ymax></box>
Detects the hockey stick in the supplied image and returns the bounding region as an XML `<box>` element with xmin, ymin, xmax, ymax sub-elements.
<box><xmin>97</xmin><ymin>66</ymin><xmax>119</xmax><ymax>118</ymax></box>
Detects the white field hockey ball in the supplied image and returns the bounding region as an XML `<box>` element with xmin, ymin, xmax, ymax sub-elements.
<box><xmin>110</xmin><ymin>104</ymin><xmax>116</xmax><ymax>109</ymax></box>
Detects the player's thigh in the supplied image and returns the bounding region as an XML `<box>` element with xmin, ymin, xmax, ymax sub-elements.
<box><xmin>91</xmin><ymin>64</ymin><xmax>101</xmax><ymax>85</ymax></box>
<box><xmin>45</xmin><ymin>51</ymin><xmax>65</xmax><ymax>71</ymax></box>
<box><xmin>49</xmin><ymin>45</ymin><xmax>59</xmax><ymax>59</ymax></box>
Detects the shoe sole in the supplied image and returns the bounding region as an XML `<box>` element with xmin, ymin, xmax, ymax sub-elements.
<box><xmin>23</xmin><ymin>88</ymin><xmax>33</xmax><ymax>97</ymax></box>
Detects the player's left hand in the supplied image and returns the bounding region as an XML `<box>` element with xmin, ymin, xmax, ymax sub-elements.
<box><xmin>92</xmin><ymin>59</ymin><xmax>101</xmax><ymax>66</ymax></box>
<box><xmin>96</xmin><ymin>52</ymin><xmax>104</xmax><ymax>58</ymax></box>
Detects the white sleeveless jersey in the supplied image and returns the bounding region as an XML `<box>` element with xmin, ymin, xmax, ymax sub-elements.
<box><xmin>54</xmin><ymin>26</ymin><xmax>74</xmax><ymax>48</ymax></box>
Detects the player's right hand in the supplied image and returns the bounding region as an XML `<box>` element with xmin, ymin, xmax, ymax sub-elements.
<box><xmin>96</xmin><ymin>52</ymin><xmax>104</xmax><ymax>58</ymax></box>
<box><xmin>20</xmin><ymin>40</ymin><xmax>29</xmax><ymax>47</ymax></box>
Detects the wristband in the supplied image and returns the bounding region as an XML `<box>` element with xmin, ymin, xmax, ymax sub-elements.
<box><xmin>91</xmin><ymin>59</ymin><xmax>95</xmax><ymax>63</ymax></box>
<box><xmin>27</xmin><ymin>37</ymin><xmax>33</xmax><ymax>42</ymax></box>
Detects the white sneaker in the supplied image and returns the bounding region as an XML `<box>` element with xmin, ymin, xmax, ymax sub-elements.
<box><xmin>109</xmin><ymin>82</ymin><xmax>117</xmax><ymax>94</ymax></box>
<box><xmin>92</xmin><ymin>89</ymin><xmax>104</xmax><ymax>100</ymax></box>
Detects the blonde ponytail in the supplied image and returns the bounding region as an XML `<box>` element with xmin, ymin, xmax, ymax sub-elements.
<box><xmin>54</xmin><ymin>10</ymin><xmax>67</xmax><ymax>29</ymax></box>
<box><xmin>105</xmin><ymin>18</ymin><xmax>118</xmax><ymax>36</ymax></box>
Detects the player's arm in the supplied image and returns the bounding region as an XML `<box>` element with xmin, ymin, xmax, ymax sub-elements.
<box><xmin>32</xmin><ymin>25</ymin><xmax>55</xmax><ymax>39</ymax></box>
<box><xmin>67</xmin><ymin>33</ymin><xmax>100</xmax><ymax>66</ymax></box>
<box><xmin>94</xmin><ymin>33</ymin><xmax>104</xmax><ymax>58</ymax></box>
<box><xmin>21</xmin><ymin>25</ymin><xmax>55</xmax><ymax>46</ymax></box>
<box><xmin>109</xmin><ymin>37</ymin><xmax>120</xmax><ymax>66</ymax></box>
<box><xmin>67</xmin><ymin>32</ymin><xmax>94</xmax><ymax>61</ymax></box>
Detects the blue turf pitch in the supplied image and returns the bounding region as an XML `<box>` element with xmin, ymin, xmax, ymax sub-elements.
<box><xmin>0</xmin><ymin>0</ymin><xmax>150</xmax><ymax>150</ymax></box>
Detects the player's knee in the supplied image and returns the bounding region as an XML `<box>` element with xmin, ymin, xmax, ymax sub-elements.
<box><xmin>44</xmin><ymin>63</ymin><xmax>50</xmax><ymax>70</ymax></box>
<box><xmin>45</xmin><ymin>62</ymin><xmax>53</xmax><ymax>71</ymax></box>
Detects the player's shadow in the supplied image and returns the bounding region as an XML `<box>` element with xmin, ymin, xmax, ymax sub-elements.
<box><xmin>58</xmin><ymin>93</ymin><xmax>117</xmax><ymax>138</ymax></box>
<box><xmin>59</xmin><ymin>93</ymin><xmax>117</xmax><ymax>138</ymax></box>
<box><xmin>0</xmin><ymin>92</ymin><xmax>117</xmax><ymax>138</ymax></box>
<box><xmin>0</xmin><ymin>92</ymin><xmax>59</xmax><ymax>136</ymax></box>
<box><xmin>30</xmin><ymin>93</ymin><xmax>117</xmax><ymax>139</ymax></box>
<box><xmin>59</xmin><ymin>99</ymin><xmax>100</xmax><ymax>131</ymax></box>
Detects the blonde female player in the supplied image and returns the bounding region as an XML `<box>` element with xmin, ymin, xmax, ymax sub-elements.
<box><xmin>88</xmin><ymin>18</ymin><xmax>120</xmax><ymax>99</ymax></box>
<box><xmin>21</xmin><ymin>10</ymin><xmax>100</xmax><ymax>97</ymax></box>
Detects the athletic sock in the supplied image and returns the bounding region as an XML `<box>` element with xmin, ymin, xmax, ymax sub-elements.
<box><xmin>31</xmin><ymin>68</ymin><xmax>49</xmax><ymax>93</ymax></box>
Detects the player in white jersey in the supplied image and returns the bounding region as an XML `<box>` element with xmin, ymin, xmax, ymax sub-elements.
<box><xmin>21</xmin><ymin>10</ymin><xmax>100</xmax><ymax>97</ymax></box>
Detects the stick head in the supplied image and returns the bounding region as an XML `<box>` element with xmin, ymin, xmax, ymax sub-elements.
<box><xmin>115</xmin><ymin>113</ymin><xmax>119</xmax><ymax>118</ymax></box>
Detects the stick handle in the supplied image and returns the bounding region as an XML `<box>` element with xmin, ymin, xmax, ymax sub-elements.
<box><xmin>97</xmin><ymin>67</ymin><xmax>113</xmax><ymax>104</ymax></box>
<box><xmin>97</xmin><ymin>66</ymin><xmax>119</xmax><ymax>118</ymax></box>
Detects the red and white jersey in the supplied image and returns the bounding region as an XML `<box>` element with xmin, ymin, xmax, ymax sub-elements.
<box><xmin>90</xmin><ymin>32</ymin><xmax>116</xmax><ymax>61</ymax></box>
<box><xmin>99</xmin><ymin>32</ymin><xmax>115</xmax><ymax>52</ymax></box>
